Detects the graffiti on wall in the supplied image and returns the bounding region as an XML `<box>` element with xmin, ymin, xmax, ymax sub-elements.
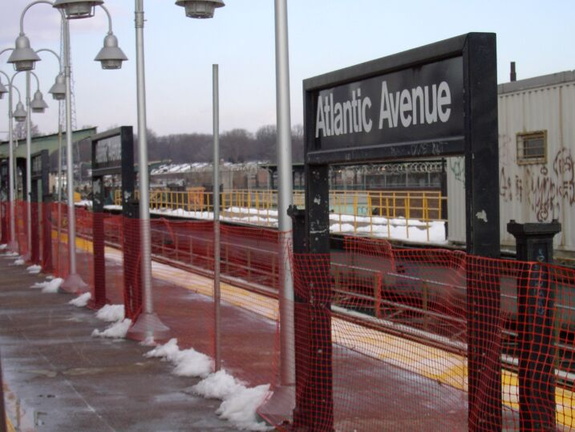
<box><xmin>500</xmin><ymin>146</ymin><xmax>574</xmax><ymax>222</ymax></box>
<box><xmin>449</xmin><ymin>157</ymin><xmax>465</xmax><ymax>184</ymax></box>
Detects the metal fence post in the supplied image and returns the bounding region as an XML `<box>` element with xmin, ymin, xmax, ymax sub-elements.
<box><xmin>507</xmin><ymin>219</ymin><xmax>561</xmax><ymax>431</ymax></box>
<box><xmin>288</xmin><ymin>205</ymin><xmax>308</xmax><ymax>428</ymax></box>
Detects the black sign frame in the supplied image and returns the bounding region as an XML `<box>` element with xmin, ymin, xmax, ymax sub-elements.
<box><xmin>30</xmin><ymin>150</ymin><xmax>51</xmax><ymax>269</ymax></box>
<box><xmin>299</xmin><ymin>33</ymin><xmax>501</xmax><ymax>431</ymax></box>
<box><xmin>90</xmin><ymin>126</ymin><xmax>136</xmax><ymax>217</ymax></box>
<box><xmin>90</xmin><ymin>126</ymin><xmax>140</xmax><ymax>310</ymax></box>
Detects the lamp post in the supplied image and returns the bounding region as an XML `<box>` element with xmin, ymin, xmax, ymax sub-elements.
<box><xmin>3</xmin><ymin>36</ymin><xmax>48</xmax><ymax>260</ymax></box>
<box><xmin>173</xmin><ymin>0</ymin><xmax>226</xmax><ymax>363</ymax></box>
<box><xmin>0</xmin><ymin>81</ymin><xmax>8</xmax><ymax>247</ymax></box>
<box><xmin>125</xmin><ymin>0</ymin><xmax>170</xmax><ymax>341</ymax></box>
<box><xmin>36</xmin><ymin>47</ymin><xmax>66</xmax><ymax>272</ymax></box>
<box><xmin>24</xmin><ymin>70</ymin><xmax>48</xmax><ymax>261</ymax></box>
<box><xmin>1</xmin><ymin>48</ymin><xmax>19</xmax><ymax>253</ymax></box>
<box><xmin>9</xmin><ymin>0</ymin><xmax>127</xmax><ymax>291</ymax></box>
<box><xmin>4</xmin><ymin>70</ymin><xmax>49</xmax><ymax>261</ymax></box>
<box><xmin>212</xmin><ymin>63</ymin><xmax>221</xmax><ymax>368</ymax></box>
<box><xmin>175</xmin><ymin>0</ymin><xmax>296</xmax><ymax>409</ymax></box>
<box><xmin>273</xmin><ymin>0</ymin><xmax>296</xmax><ymax>393</ymax></box>
<box><xmin>0</xmin><ymin>69</ymin><xmax>27</xmax><ymax>253</ymax></box>
<box><xmin>34</xmin><ymin>49</ymin><xmax>66</xmax><ymax>201</ymax></box>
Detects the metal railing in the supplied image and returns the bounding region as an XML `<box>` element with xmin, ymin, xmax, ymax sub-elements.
<box><xmin>113</xmin><ymin>188</ymin><xmax>446</xmax><ymax>241</ymax></box>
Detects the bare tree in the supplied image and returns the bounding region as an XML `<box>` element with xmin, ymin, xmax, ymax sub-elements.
<box><xmin>13</xmin><ymin>121</ymin><xmax>40</xmax><ymax>140</ymax></box>
<box><xmin>221</xmin><ymin>129</ymin><xmax>254</xmax><ymax>163</ymax></box>
<box><xmin>291</xmin><ymin>124</ymin><xmax>304</xmax><ymax>163</ymax></box>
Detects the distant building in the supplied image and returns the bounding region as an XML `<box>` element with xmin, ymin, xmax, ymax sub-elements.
<box><xmin>0</xmin><ymin>127</ymin><xmax>97</xmax><ymax>199</ymax></box>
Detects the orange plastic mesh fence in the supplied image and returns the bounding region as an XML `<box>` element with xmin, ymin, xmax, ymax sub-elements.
<box><xmin>321</xmin><ymin>236</ymin><xmax>575</xmax><ymax>431</ymax></box>
<box><xmin>0</xmin><ymin>201</ymin><xmax>8</xmax><ymax>244</ymax></box>
<box><xmin>51</xmin><ymin>201</ymin><xmax>69</xmax><ymax>278</ymax></box>
<box><xmin>7</xmin><ymin>205</ymin><xmax>575</xmax><ymax>431</ymax></box>
<box><xmin>120</xmin><ymin>217</ymin><xmax>281</xmax><ymax>386</ymax></box>
<box><xmin>14</xmin><ymin>200</ymin><xmax>28</xmax><ymax>258</ymax></box>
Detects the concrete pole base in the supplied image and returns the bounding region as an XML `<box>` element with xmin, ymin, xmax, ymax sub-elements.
<box><xmin>60</xmin><ymin>272</ymin><xmax>89</xmax><ymax>294</ymax></box>
<box><xmin>126</xmin><ymin>312</ymin><xmax>170</xmax><ymax>343</ymax></box>
<box><xmin>257</xmin><ymin>384</ymin><xmax>295</xmax><ymax>428</ymax></box>
<box><xmin>7</xmin><ymin>240</ymin><xmax>19</xmax><ymax>255</ymax></box>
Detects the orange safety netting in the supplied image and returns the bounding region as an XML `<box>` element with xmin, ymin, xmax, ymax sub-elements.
<box><xmin>5</xmin><ymin>205</ymin><xmax>575</xmax><ymax>431</ymax></box>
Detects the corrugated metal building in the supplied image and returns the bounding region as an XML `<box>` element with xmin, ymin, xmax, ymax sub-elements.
<box><xmin>447</xmin><ymin>70</ymin><xmax>575</xmax><ymax>257</ymax></box>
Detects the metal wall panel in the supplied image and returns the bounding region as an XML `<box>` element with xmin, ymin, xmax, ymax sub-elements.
<box><xmin>447</xmin><ymin>72</ymin><xmax>575</xmax><ymax>254</ymax></box>
<box><xmin>446</xmin><ymin>156</ymin><xmax>466</xmax><ymax>244</ymax></box>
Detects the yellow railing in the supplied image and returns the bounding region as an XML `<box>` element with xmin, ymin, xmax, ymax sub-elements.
<box><xmin>113</xmin><ymin>188</ymin><xmax>445</xmax><ymax>242</ymax></box>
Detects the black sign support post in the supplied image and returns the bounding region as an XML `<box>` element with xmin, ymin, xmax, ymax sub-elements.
<box><xmin>119</xmin><ymin>128</ymin><xmax>140</xmax><ymax>318</ymax></box>
<box><xmin>463</xmin><ymin>34</ymin><xmax>502</xmax><ymax>431</ymax></box>
<box><xmin>30</xmin><ymin>150</ymin><xmax>52</xmax><ymax>272</ymax></box>
<box><xmin>90</xmin><ymin>126</ymin><xmax>138</xmax><ymax>310</ymax></box>
<box><xmin>303</xmin><ymin>33</ymin><xmax>499</xmax><ymax>431</ymax></box>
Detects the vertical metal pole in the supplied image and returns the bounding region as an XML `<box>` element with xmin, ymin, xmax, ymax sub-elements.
<box><xmin>127</xmin><ymin>0</ymin><xmax>169</xmax><ymax>341</ymax></box>
<box><xmin>55</xmin><ymin>32</ymin><xmax>64</xmax><ymax>270</ymax></box>
<box><xmin>7</xmin><ymin>83</ymin><xmax>17</xmax><ymax>253</ymax></box>
<box><xmin>57</xmin><ymin>124</ymin><xmax>62</xmax><ymax>274</ymax></box>
<box><xmin>25</xmin><ymin>71</ymin><xmax>32</xmax><ymax>260</ymax></box>
<box><xmin>60</xmin><ymin>17</ymin><xmax>88</xmax><ymax>293</ymax></box>
<box><xmin>213</xmin><ymin>64</ymin><xmax>221</xmax><ymax>370</ymax></box>
<box><xmin>274</xmin><ymin>0</ymin><xmax>295</xmax><ymax>388</ymax></box>
<box><xmin>136</xmin><ymin>0</ymin><xmax>151</xmax><ymax>314</ymax></box>
<box><xmin>40</xmin><ymin>150</ymin><xmax>52</xmax><ymax>273</ymax></box>
<box><xmin>0</xmin><ymin>349</ymin><xmax>7</xmax><ymax>432</ymax></box>
<box><xmin>64</xmin><ymin>20</ymin><xmax>74</xmax><ymax>270</ymax></box>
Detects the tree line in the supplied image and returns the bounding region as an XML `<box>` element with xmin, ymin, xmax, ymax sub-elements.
<box><xmin>41</xmin><ymin>123</ymin><xmax>304</xmax><ymax>167</ymax></box>
<box><xmin>145</xmin><ymin>124</ymin><xmax>304</xmax><ymax>164</ymax></box>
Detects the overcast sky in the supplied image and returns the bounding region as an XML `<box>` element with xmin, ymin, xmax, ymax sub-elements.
<box><xmin>0</xmin><ymin>0</ymin><xmax>574</xmax><ymax>139</ymax></box>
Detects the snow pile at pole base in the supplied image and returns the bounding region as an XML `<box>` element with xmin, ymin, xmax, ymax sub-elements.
<box><xmin>146</xmin><ymin>338</ymin><xmax>272</xmax><ymax>431</ymax></box>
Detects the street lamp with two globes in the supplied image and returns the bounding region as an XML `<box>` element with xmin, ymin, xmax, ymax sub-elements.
<box><xmin>7</xmin><ymin>0</ymin><xmax>127</xmax><ymax>291</ymax></box>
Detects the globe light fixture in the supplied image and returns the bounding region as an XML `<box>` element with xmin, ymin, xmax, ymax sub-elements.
<box><xmin>94</xmin><ymin>33</ymin><xmax>128</xmax><ymax>70</ymax></box>
<box><xmin>48</xmin><ymin>73</ymin><xmax>66</xmax><ymax>100</ymax></box>
<box><xmin>175</xmin><ymin>0</ymin><xmax>225</xmax><ymax>19</ymax></box>
<box><xmin>7</xmin><ymin>35</ymin><xmax>41</xmax><ymax>71</ymax></box>
<box><xmin>30</xmin><ymin>89</ymin><xmax>49</xmax><ymax>113</ymax></box>
<box><xmin>13</xmin><ymin>101</ymin><xmax>27</xmax><ymax>122</ymax></box>
<box><xmin>52</xmin><ymin>0</ymin><xmax>104</xmax><ymax>19</ymax></box>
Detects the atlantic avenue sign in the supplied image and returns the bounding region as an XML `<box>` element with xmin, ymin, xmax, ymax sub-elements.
<box><xmin>302</xmin><ymin>33</ymin><xmax>492</xmax><ymax>163</ymax></box>
<box><xmin>314</xmin><ymin>56</ymin><xmax>463</xmax><ymax>150</ymax></box>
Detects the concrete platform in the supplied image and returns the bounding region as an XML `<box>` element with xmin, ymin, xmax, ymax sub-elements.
<box><xmin>1</xmin><ymin>244</ymin><xmax>497</xmax><ymax>431</ymax></box>
<box><xmin>0</xmin><ymin>252</ymin><xmax>243</xmax><ymax>432</ymax></box>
